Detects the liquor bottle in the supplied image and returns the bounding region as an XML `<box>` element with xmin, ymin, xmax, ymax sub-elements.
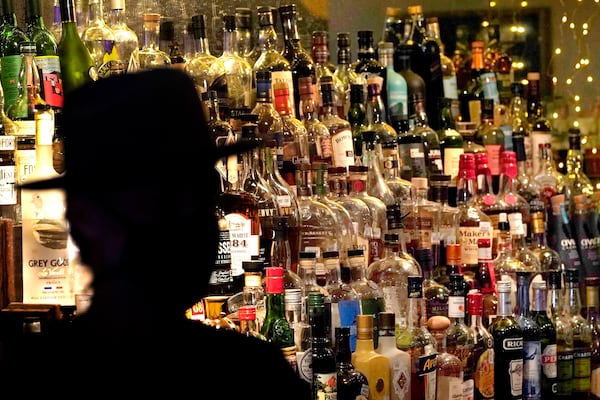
<box><xmin>184</xmin><ymin>14</ymin><xmax>226</xmax><ymax>96</ymax></box>
<box><xmin>474</xmin><ymin>151</ymin><xmax>499</xmax><ymax>251</ymax></box>
<box><xmin>508</xmin><ymin>82</ymin><xmax>532</xmax><ymax>175</ymax></box>
<box><xmin>458</xmin><ymin>41</ymin><xmax>485</xmax><ymax>124</ymax></box>
<box><xmin>547</xmin><ymin>194</ymin><xmax>582</xmax><ymax>274</ymax></box>
<box><xmin>404</xmin><ymin>4</ymin><xmax>444</xmax><ymax>131</ymax></box>
<box><xmin>476</xmin><ymin>98</ymin><xmax>505</xmax><ymax>192</ymax></box>
<box><xmin>217</xmin><ymin>14</ymin><xmax>253</xmax><ymax>133</ymax></box>
<box><xmin>571</xmin><ymin>194</ymin><xmax>600</xmax><ymax>279</ymax></box>
<box><xmin>323</xmin><ymin>250</ymin><xmax>361</xmax><ymax>351</ymax></box>
<box><xmin>253</xmin><ymin>6</ymin><xmax>294</xmax><ymax>112</ymax></box>
<box><xmin>375</xmin><ymin>312</ymin><xmax>411</xmax><ymax>400</ymax></box>
<box><xmin>107</xmin><ymin>0</ymin><xmax>138</xmax><ymax>73</ymax></box>
<box><xmin>320</xmin><ymin>76</ymin><xmax>355</xmax><ymax>169</ymax></box>
<box><xmin>240</xmin><ymin>259</ymin><xmax>266</xmax><ymax>327</ymax></box>
<box><xmin>508</xmin><ymin>213</ymin><xmax>542</xmax><ymax>281</ymax></box>
<box><xmin>396</xmin><ymin>276</ymin><xmax>437</xmax><ymax>400</ymax></box>
<box><xmin>367</xmin><ymin>232</ymin><xmax>421</xmax><ymax>347</ymax></box>
<box><xmin>334</xmin><ymin>32</ymin><xmax>360</xmax><ymax>118</ymax></box>
<box><xmin>203</xmin><ymin>89</ymin><xmax>236</xmax><ymax>182</ymax></box>
<box><xmin>347</xmin><ymin>83</ymin><xmax>367</xmax><ymax>163</ymax></box>
<box><xmin>564</xmin><ymin>268</ymin><xmax>593</xmax><ymax>395</ymax></box>
<box><xmin>278</xmin><ymin>4</ymin><xmax>315</xmax><ymax>119</ymax></box>
<box><xmin>411</xmin><ymin>93</ymin><xmax>443</xmax><ymax>179</ymax></box>
<box><xmin>361</xmin><ymin>131</ymin><xmax>396</xmax><ymax>207</ymax></box>
<box><xmin>426</xmin><ymin>16</ymin><xmax>458</xmax><ymax>102</ymax></box>
<box><xmin>489</xmin><ymin>279</ymin><xmax>524</xmax><ymax>400</ymax></box>
<box><xmin>364</xmin><ymin>77</ymin><xmax>397</xmax><ymax>158</ymax></box>
<box><xmin>533</xmin><ymin>142</ymin><xmax>564</xmax><ymax>208</ymax></box>
<box><xmin>405</xmin><ymin>177</ymin><xmax>441</xmax><ymax>257</ymax></box>
<box><xmin>547</xmin><ymin>270</ymin><xmax>574</xmax><ymax>398</ymax></box>
<box><xmin>234</xmin><ymin>7</ymin><xmax>258</xmax><ymax>68</ymax></box>
<box><xmin>309</xmin><ymin>292</ymin><xmax>338</xmax><ymax>400</ymax></box>
<box><xmin>563</xmin><ymin>127</ymin><xmax>595</xmax><ymax>210</ymax></box>
<box><xmin>474</xmin><ymin>238</ymin><xmax>498</xmax><ymax>328</ymax></box>
<box><xmin>238</xmin><ymin>305</ymin><xmax>267</xmax><ymax>341</ymax></box>
<box><xmin>496</xmin><ymin>151</ymin><xmax>532</xmax><ymax>239</ymax></box>
<box><xmin>528</xmin><ymin>211</ymin><xmax>562</xmax><ymax>273</ymax></box>
<box><xmin>352</xmin><ymin>314</ymin><xmax>391</xmax><ymax>400</ymax></box>
<box><xmin>528</xmin><ymin>75</ymin><xmax>552</xmax><ymax>175</ymax></box>
<box><xmin>7</xmin><ymin>42</ymin><xmax>46</xmax><ymax>191</ymax></box>
<box><xmin>514</xmin><ymin>271</ymin><xmax>542</xmax><ymax>399</ymax></box>
<box><xmin>347</xmin><ymin>165</ymin><xmax>387</xmax><ymax>264</ymax></box>
<box><xmin>298</xmin><ymin>76</ymin><xmax>332</xmax><ymax>166</ymax></box>
<box><xmin>207</xmin><ymin>206</ymin><xmax>235</xmax><ymax>297</ymax></box>
<box><xmin>50</xmin><ymin>0</ymin><xmax>61</xmax><ymax>41</ymax></box>
<box><xmin>285</xmin><ymin>288</ymin><xmax>311</xmax><ymax>384</ymax></box>
<box><xmin>382</xmin><ymin>144</ymin><xmax>412</xmax><ymax>206</ymax></box>
<box><xmin>335</xmin><ymin>326</ymin><xmax>370</xmax><ymax>400</ymax></box>
<box><xmin>81</xmin><ymin>0</ymin><xmax>119</xmax><ymax>77</ymax></box>
<box><xmin>132</xmin><ymin>12</ymin><xmax>170</xmax><ymax>71</ymax></box>
<box><xmin>380</xmin><ymin>7</ymin><xmax>403</xmax><ymax>50</ymax></box>
<box><xmin>25</xmin><ymin>0</ymin><xmax>64</xmax><ymax>110</ymax></box>
<box><xmin>445</xmin><ymin>273</ymin><xmax>476</xmax><ymax>400</ymax></box>
<box><xmin>456</xmin><ymin>153</ymin><xmax>493</xmax><ymax>277</ymax></box>
<box><xmin>312</xmin><ymin>31</ymin><xmax>343</xmax><ymax>116</ymax></box>
<box><xmin>353</xmin><ymin>30</ymin><xmax>386</xmax><ymax>119</ymax></box>
<box><xmin>483</xmin><ymin>24</ymin><xmax>513</xmax><ymax>102</ymax></box>
<box><xmin>158</xmin><ymin>19</ymin><xmax>185</xmax><ymax>69</ymax></box>
<box><xmin>427</xmin><ymin>315</ymin><xmax>464</xmax><ymax>400</ymax></box>
<box><xmin>0</xmin><ymin>81</ymin><xmax>17</xmax><ymax>221</ymax></box>
<box><xmin>492</xmin><ymin>212</ymin><xmax>526</xmax><ymax>305</ymax></box>
<box><xmin>417</xmin><ymin>247</ymin><xmax>449</xmax><ymax>325</ymax></box>
<box><xmin>467</xmin><ymin>290</ymin><xmax>495</xmax><ymax>400</ymax></box>
<box><xmin>270</xmin><ymin>215</ymin><xmax>303</xmax><ymax>290</ymax></box>
<box><xmin>394</xmin><ymin>44</ymin><xmax>426</xmax><ymax>126</ymax></box>
<box><xmin>513</xmin><ymin>135</ymin><xmax>545</xmax><ymax>234</ymax></box>
<box><xmin>0</xmin><ymin>0</ymin><xmax>30</xmax><ymax>111</ymax></box>
<box><xmin>585</xmin><ymin>276</ymin><xmax>600</xmax><ymax>400</ymax></box>
<box><xmin>437</xmin><ymin>97</ymin><xmax>464</xmax><ymax>187</ymax></box>
<box><xmin>260</xmin><ymin>266</ymin><xmax>298</xmax><ymax>370</ymax></box>
<box><xmin>378</xmin><ymin>41</ymin><xmax>407</xmax><ymax>133</ymax></box>
<box><xmin>295</xmin><ymin>163</ymin><xmax>339</xmax><ymax>266</ymax></box>
<box><xmin>252</xmin><ymin>70</ymin><xmax>282</xmax><ymax>136</ymax></box>
<box><xmin>530</xmin><ymin>280</ymin><xmax>558</xmax><ymax>398</ymax></box>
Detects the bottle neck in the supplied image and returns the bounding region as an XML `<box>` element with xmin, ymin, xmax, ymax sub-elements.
<box><xmin>497</xmin><ymin>289</ymin><xmax>513</xmax><ymax>317</ymax></box>
<box><xmin>566</xmin><ymin>280</ymin><xmax>583</xmax><ymax>316</ymax></box>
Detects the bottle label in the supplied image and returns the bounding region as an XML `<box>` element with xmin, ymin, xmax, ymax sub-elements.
<box><xmin>35</xmin><ymin>55</ymin><xmax>64</xmax><ymax>108</ymax></box>
<box><xmin>480</xmin><ymin>72</ymin><xmax>500</xmax><ymax>104</ymax></box>
<box><xmin>443</xmin><ymin>147</ymin><xmax>464</xmax><ymax>183</ymax></box>
<box><xmin>437</xmin><ymin>375</ymin><xmax>463</xmax><ymax>400</ymax></box>
<box><xmin>541</xmin><ymin>343</ymin><xmax>557</xmax><ymax>379</ymax></box>
<box><xmin>484</xmin><ymin>144</ymin><xmax>503</xmax><ymax>176</ymax></box>
<box><xmin>458</xmin><ymin>224</ymin><xmax>492</xmax><ymax>265</ymax></box>
<box><xmin>462</xmin><ymin>378</ymin><xmax>474</xmax><ymax>400</ymax></box>
<box><xmin>398</xmin><ymin>142</ymin><xmax>427</xmax><ymax>179</ymax></box>
<box><xmin>297</xmin><ymin>348</ymin><xmax>312</xmax><ymax>383</ymax></box>
<box><xmin>443</xmin><ymin>75</ymin><xmax>458</xmax><ymax>100</ymax></box>
<box><xmin>0</xmin><ymin>165</ymin><xmax>16</xmax><ymax>206</ymax></box>
<box><xmin>591</xmin><ymin>365</ymin><xmax>600</xmax><ymax>396</ymax></box>
<box><xmin>557</xmin><ymin>351</ymin><xmax>574</xmax><ymax>395</ymax></box>
<box><xmin>331</xmin><ymin>127</ymin><xmax>355</xmax><ymax>168</ymax></box>
<box><xmin>225</xmin><ymin>212</ymin><xmax>260</xmax><ymax>277</ymax></box>
<box><xmin>474</xmin><ymin>348</ymin><xmax>494</xmax><ymax>398</ymax></box>
<box><xmin>390</xmin><ymin>356</ymin><xmax>410</xmax><ymax>399</ymax></box>
<box><xmin>314</xmin><ymin>371</ymin><xmax>337</xmax><ymax>400</ymax></box>
<box><xmin>523</xmin><ymin>340</ymin><xmax>542</xmax><ymax>396</ymax></box>
<box><xmin>336</xmin><ymin>299</ymin><xmax>360</xmax><ymax>351</ymax></box>
<box><xmin>573</xmin><ymin>349</ymin><xmax>592</xmax><ymax>392</ymax></box>
<box><xmin>1</xmin><ymin>55</ymin><xmax>22</xmax><ymax>109</ymax></box>
<box><xmin>531</xmin><ymin>131</ymin><xmax>551</xmax><ymax>174</ymax></box>
<box><xmin>417</xmin><ymin>353</ymin><xmax>437</xmax><ymax>400</ymax></box>
<box><xmin>448</xmin><ymin>296</ymin><xmax>465</xmax><ymax>318</ymax></box>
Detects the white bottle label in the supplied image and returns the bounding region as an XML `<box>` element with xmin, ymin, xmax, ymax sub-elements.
<box><xmin>331</xmin><ymin>127</ymin><xmax>355</xmax><ymax>168</ymax></box>
<box><xmin>225</xmin><ymin>212</ymin><xmax>260</xmax><ymax>277</ymax></box>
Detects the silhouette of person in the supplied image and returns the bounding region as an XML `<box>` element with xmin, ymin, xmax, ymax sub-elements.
<box><xmin>1</xmin><ymin>68</ymin><xmax>312</xmax><ymax>398</ymax></box>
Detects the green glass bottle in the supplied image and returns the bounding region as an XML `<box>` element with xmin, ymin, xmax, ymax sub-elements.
<box><xmin>0</xmin><ymin>0</ymin><xmax>30</xmax><ymax>112</ymax></box>
<box><xmin>530</xmin><ymin>280</ymin><xmax>558</xmax><ymax>398</ymax></box>
<box><xmin>260</xmin><ymin>266</ymin><xmax>298</xmax><ymax>371</ymax></box>
<box><xmin>308</xmin><ymin>292</ymin><xmax>337</xmax><ymax>400</ymax></box>
<box><xmin>26</xmin><ymin>0</ymin><xmax>64</xmax><ymax>110</ymax></box>
<box><xmin>57</xmin><ymin>0</ymin><xmax>97</xmax><ymax>96</ymax></box>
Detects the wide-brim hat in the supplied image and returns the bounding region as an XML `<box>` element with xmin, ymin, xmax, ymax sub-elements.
<box><xmin>19</xmin><ymin>68</ymin><xmax>256</xmax><ymax>191</ymax></box>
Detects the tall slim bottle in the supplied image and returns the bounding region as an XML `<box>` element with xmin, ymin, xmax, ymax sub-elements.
<box><xmin>336</xmin><ymin>326</ymin><xmax>370</xmax><ymax>400</ymax></box>
<box><xmin>107</xmin><ymin>0</ymin><xmax>139</xmax><ymax>73</ymax></box>
<box><xmin>467</xmin><ymin>290</ymin><xmax>495</xmax><ymax>400</ymax></box>
<box><xmin>489</xmin><ymin>279</ymin><xmax>523</xmax><ymax>400</ymax></box>
<box><xmin>530</xmin><ymin>280</ymin><xmax>558</xmax><ymax>398</ymax></box>
<box><xmin>375</xmin><ymin>311</ymin><xmax>411</xmax><ymax>400</ymax></box>
<box><xmin>585</xmin><ymin>276</ymin><xmax>600</xmax><ymax>400</ymax></box>
<box><xmin>309</xmin><ymin>292</ymin><xmax>338</xmax><ymax>400</ymax></box>
<box><xmin>81</xmin><ymin>0</ymin><xmax>118</xmax><ymax>77</ymax></box>
<box><xmin>320</xmin><ymin>75</ymin><xmax>355</xmax><ymax>169</ymax></box>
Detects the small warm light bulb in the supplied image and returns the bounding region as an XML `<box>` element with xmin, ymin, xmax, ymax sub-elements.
<box><xmin>588</xmin><ymin>76</ymin><xmax>594</xmax><ymax>82</ymax></box>
<box><xmin>552</xmin><ymin>76</ymin><xmax>558</xmax><ymax>84</ymax></box>
<box><xmin>583</xmin><ymin>22</ymin><xmax>589</xmax><ymax>29</ymax></box>
<box><xmin>555</xmin><ymin>48</ymin><xmax>562</xmax><ymax>55</ymax></box>
<box><xmin>489</xmin><ymin>1</ymin><xmax>497</xmax><ymax>7</ymax></box>
<box><xmin>566</xmin><ymin>78</ymin><xmax>573</xmax><ymax>85</ymax></box>
<box><xmin>576</xmin><ymin>63</ymin><xmax>581</xmax><ymax>69</ymax></box>
<box><xmin>552</xmin><ymin>112</ymin><xmax>559</xmax><ymax>119</ymax></box>
<box><xmin>562</xmin><ymin>14</ymin><xmax>568</xmax><ymax>23</ymax></box>
<box><xmin>575</xmin><ymin>95</ymin><xmax>581</xmax><ymax>101</ymax></box>
<box><xmin>574</xmin><ymin>121</ymin><xmax>580</xmax><ymax>128</ymax></box>
<box><xmin>575</xmin><ymin>105</ymin><xmax>581</xmax><ymax>112</ymax></box>
<box><xmin>583</xmin><ymin>29</ymin><xmax>589</xmax><ymax>35</ymax></box>
<box><xmin>520</xmin><ymin>1</ymin><xmax>528</xmax><ymax>7</ymax></box>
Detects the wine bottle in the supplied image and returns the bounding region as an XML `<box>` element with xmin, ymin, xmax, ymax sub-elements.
<box><xmin>57</xmin><ymin>0</ymin><xmax>98</xmax><ymax>95</ymax></box>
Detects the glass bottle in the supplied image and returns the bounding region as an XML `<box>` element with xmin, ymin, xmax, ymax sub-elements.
<box><xmin>207</xmin><ymin>206</ymin><xmax>235</xmax><ymax>297</ymax></box>
<box><xmin>529</xmin><ymin>98</ymin><xmax>553</xmax><ymax>177</ymax></box>
<box><xmin>253</xmin><ymin>6</ymin><xmax>294</xmax><ymax>112</ymax></box>
<box><xmin>379</xmin><ymin>7</ymin><xmax>403</xmax><ymax>50</ymax></box>
<box><xmin>270</xmin><ymin>215</ymin><xmax>302</xmax><ymax>290</ymax></box>
<box><xmin>585</xmin><ymin>276</ymin><xmax>600</xmax><ymax>400</ymax></box>
<box><xmin>217</xmin><ymin>14</ymin><xmax>253</xmax><ymax>132</ymax></box>
<box><xmin>565</xmin><ymin>268</ymin><xmax>593</xmax><ymax>396</ymax></box>
<box><xmin>203</xmin><ymin>90</ymin><xmax>236</xmax><ymax>182</ymax></box>
<box><xmin>133</xmin><ymin>12</ymin><xmax>170</xmax><ymax>71</ymax></box>
<box><xmin>0</xmin><ymin>0</ymin><xmax>30</xmax><ymax>111</ymax></box>
<box><xmin>396</xmin><ymin>275</ymin><xmax>438</xmax><ymax>400</ymax></box>
<box><xmin>467</xmin><ymin>290</ymin><xmax>495</xmax><ymax>400</ymax></box>
<box><xmin>528</xmin><ymin>210</ymin><xmax>562</xmax><ymax>274</ymax></box>
<box><xmin>513</xmin><ymin>135</ymin><xmax>545</xmax><ymax>235</ymax></box>
<box><xmin>234</xmin><ymin>7</ymin><xmax>258</xmax><ymax>68</ymax></box>
<box><xmin>238</xmin><ymin>305</ymin><xmax>267</xmax><ymax>341</ymax></box>
<box><xmin>353</xmin><ymin>30</ymin><xmax>386</xmax><ymax>120</ymax></box>
<box><xmin>183</xmin><ymin>14</ymin><xmax>226</xmax><ymax>97</ymax></box>
<box><xmin>382</xmin><ymin>143</ymin><xmax>412</xmax><ymax>206</ymax></box>
<box><xmin>496</xmin><ymin>150</ymin><xmax>532</xmax><ymax>238</ymax></box>
<box><xmin>456</xmin><ymin>153</ymin><xmax>493</xmax><ymax>277</ymax></box>
<box><xmin>107</xmin><ymin>0</ymin><xmax>138</xmax><ymax>73</ymax></box>
<box><xmin>406</xmin><ymin>177</ymin><xmax>441</xmax><ymax>257</ymax></box>
<box><xmin>417</xmin><ymin>247</ymin><xmax>449</xmax><ymax>323</ymax></box>
<box><xmin>563</xmin><ymin>127</ymin><xmax>595</xmax><ymax>211</ymax></box>
<box><xmin>260</xmin><ymin>266</ymin><xmax>298</xmax><ymax>370</ymax></box>
<box><xmin>483</xmin><ymin>24</ymin><xmax>513</xmax><ymax>102</ymax></box>
<box><xmin>530</xmin><ymin>280</ymin><xmax>558</xmax><ymax>398</ymax></box>
<box><xmin>515</xmin><ymin>271</ymin><xmax>542</xmax><ymax>399</ymax></box>
<box><xmin>285</xmin><ymin>287</ymin><xmax>311</xmax><ymax>384</ymax></box>
<box><xmin>493</xmin><ymin>212</ymin><xmax>526</xmax><ymax>305</ymax></box>
<box><xmin>508</xmin><ymin>212</ymin><xmax>542</xmax><ymax>282</ymax></box>
<box><xmin>25</xmin><ymin>0</ymin><xmax>63</xmax><ymax>110</ymax></box>
<box><xmin>474</xmin><ymin>238</ymin><xmax>498</xmax><ymax>328</ymax></box>
<box><xmin>458</xmin><ymin>41</ymin><xmax>485</xmax><ymax>124</ymax></box>
<box><xmin>394</xmin><ymin>44</ymin><xmax>426</xmax><ymax>126</ymax></box>
<box><xmin>50</xmin><ymin>0</ymin><xmax>61</xmax><ymax>41</ymax></box>
<box><xmin>241</xmin><ymin>259</ymin><xmax>266</xmax><ymax>327</ymax></box>
<box><xmin>311</xmin><ymin>30</ymin><xmax>343</xmax><ymax>116</ymax></box>
<box><xmin>0</xmin><ymin>81</ymin><xmax>17</xmax><ymax>221</ymax></box>
<box><xmin>81</xmin><ymin>0</ymin><xmax>119</xmax><ymax>77</ymax></box>
<box><xmin>334</xmin><ymin>32</ymin><xmax>360</xmax><ymax>118</ymax></box>
<box><xmin>547</xmin><ymin>269</ymin><xmax>574</xmax><ymax>398</ymax></box>
<box><xmin>547</xmin><ymin>194</ymin><xmax>582</xmax><ymax>273</ymax></box>
<box><xmin>158</xmin><ymin>19</ymin><xmax>185</xmax><ymax>69</ymax></box>
<box><xmin>571</xmin><ymin>194</ymin><xmax>600</xmax><ymax>279</ymax></box>
<box><xmin>365</xmin><ymin>77</ymin><xmax>397</xmax><ymax>159</ymax></box>
<box><xmin>445</xmin><ymin>273</ymin><xmax>476</xmax><ymax>400</ymax></box>
<box><xmin>323</xmin><ymin>250</ymin><xmax>361</xmax><ymax>351</ymax></box>
<box><xmin>278</xmin><ymin>4</ymin><xmax>315</xmax><ymax>119</ymax></box>
<box><xmin>367</xmin><ymin>232</ymin><xmax>421</xmax><ymax>347</ymax></box>
<box><xmin>489</xmin><ymin>279</ymin><xmax>524</xmax><ymax>400</ymax></box>
<box><xmin>405</xmin><ymin>92</ymin><xmax>443</xmax><ymax>179</ymax></box>
<box><xmin>376</xmin><ymin>311</ymin><xmax>412</xmax><ymax>400</ymax></box>
<box><xmin>298</xmin><ymin>76</ymin><xmax>332</xmax><ymax>166</ymax></box>
<box><xmin>378</xmin><ymin>41</ymin><xmax>407</xmax><ymax>133</ymax></box>
<box><xmin>347</xmin><ymin>83</ymin><xmax>367</xmax><ymax>163</ymax></box>
<box><xmin>476</xmin><ymin>98</ymin><xmax>505</xmax><ymax>191</ymax></box>
<box><xmin>252</xmin><ymin>70</ymin><xmax>282</xmax><ymax>139</ymax></box>
<box><xmin>426</xmin><ymin>16</ymin><xmax>458</xmax><ymax>102</ymax></box>
<box><xmin>428</xmin><ymin>315</ymin><xmax>463</xmax><ymax>400</ymax></box>
<box><xmin>437</xmin><ymin>97</ymin><xmax>464</xmax><ymax>186</ymax></box>
<box><xmin>320</xmin><ymin>75</ymin><xmax>355</xmax><ymax>169</ymax></box>
<box><xmin>361</xmin><ymin>130</ymin><xmax>395</xmax><ymax>206</ymax></box>
<box><xmin>533</xmin><ymin>142</ymin><xmax>564</xmax><ymax>208</ymax></box>
<box><xmin>309</xmin><ymin>292</ymin><xmax>338</xmax><ymax>400</ymax></box>
<box><xmin>508</xmin><ymin>82</ymin><xmax>532</xmax><ymax>175</ymax></box>
<box><xmin>335</xmin><ymin>326</ymin><xmax>370</xmax><ymax>400</ymax></box>
<box><xmin>429</xmin><ymin>174</ymin><xmax>459</xmax><ymax>269</ymax></box>
<box><xmin>352</xmin><ymin>314</ymin><xmax>391</xmax><ymax>400</ymax></box>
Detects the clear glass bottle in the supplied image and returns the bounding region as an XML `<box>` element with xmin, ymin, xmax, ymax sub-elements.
<box><xmin>320</xmin><ymin>75</ymin><xmax>355</xmax><ymax>169</ymax></box>
<box><xmin>489</xmin><ymin>280</ymin><xmax>524</xmax><ymax>400</ymax></box>
<box><xmin>183</xmin><ymin>14</ymin><xmax>226</xmax><ymax>97</ymax></box>
<box><xmin>375</xmin><ymin>311</ymin><xmax>412</xmax><ymax>400</ymax></box>
<box><xmin>365</xmin><ymin>77</ymin><xmax>397</xmax><ymax>158</ymax></box>
<box><xmin>429</xmin><ymin>315</ymin><xmax>464</xmax><ymax>400</ymax></box>
<box><xmin>81</xmin><ymin>0</ymin><xmax>119</xmax><ymax>77</ymax></box>
<box><xmin>107</xmin><ymin>0</ymin><xmax>138</xmax><ymax>73</ymax></box>
<box><xmin>426</xmin><ymin>16</ymin><xmax>458</xmax><ymax>102</ymax></box>
<box><xmin>234</xmin><ymin>7</ymin><xmax>258</xmax><ymax>68</ymax></box>
<box><xmin>437</xmin><ymin>97</ymin><xmax>464</xmax><ymax>187</ymax></box>
<box><xmin>201</xmin><ymin>295</ymin><xmax>238</xmax><ymax>331</ymax></box>
<box><xmin>285</xmin><ymin>287</ymin><xmax>311</xmax><ymax>384</ymax></box>
<box><xmin>513</xmin><ymin>135</ymin><xmax>545</xmax><ymax>235</ymax></box>
<box><xmin>530</xmin><ymin>280</ymin><xmax>558</xmax><ymax>398</ymax></box>
<box><xmin>408</xmin><ymin>93</ymin><xmax>444</xmax><ymax>179</ymax></box>
<box><xmin>238</xmin><ymin>305</ymin><xmax>267</xmax><ymax>341</ymax></box>
<box><xmin>361</xmin><ymin>130</ymin><xmax>396</xmax><ymax>207</ymax></box>
<box><xmin>252</xmin><ymin>70</ymin><xmax>283</xmax><ymax>140</ymax></box>
<box><xmin>417</xmin><ymin>247</ymin><xmax>450</xmax><ymax>323</ymax></box>
<box><xmin>467</xmin><ymin>290</ymin><xmax>495</xmax><ymax>400</ymax></box>
<box><xmin>508</xmin><ymin>82</ymin><xmax>532</xmax><ymax>174</ymax></box>
<box><xmin>429</xmin><ymin>174</ymin><xmax>459</xmax><ymax>268</ymax></box>
<box><xmin>158</xmin><ymin>19</ymin><xmax>186</xmax><ymax>69</ymax></box>
<box><xmin>406</xmin><ymin>177</ymin><xmax>441</xmax><ymax>257</ymax></box>
<box><xmin>533</xmin><ymin>142</ymin><xmax>564</xmax><ymax>207</ymax></box>
<box><xmin>474</xmin><ymin>238</ymin><xmax>498</xmax><ymax>328</ymax></box>
<box><xmin>334</xmin><ymin>32</ymin><xmax>360</xmax><ymax>118</ymax></box>
<box><xmin>353</xmin><ymin>30</ymin><xmax>386</xmax><ymax>119</ymax></box>
<box><xmin>585</xmin><ymin>276</ymin><xmax>600</xmax><ymax>400</ymax></box>
<box><xmin>311</xmin><ymin>30</ymin><xmax>343</xmax><ymax>116</ymax></box>
<box><xmin>270</xmin><ymin>215</ymin><xmax>303</xmax><ymax>291</ymax></box>
<box><xmin>133</xmin><ymin>12</ymin><xmax>171</xmax><ymax>71</ymax></box>
<box><xmin>298</xmin><ymin>76</ymin><xmax>332</xmax><ymax>166</ymax></box>
<box><xmin>508</xmin><ymin>212</ymin><xmax>542</xmax><ymax>281</ymax></box>
<box><xmin>528</xmin><ymin>210</ymin><xmax>562</xmax><ymax>273</ymax></box>
<box><xmin>563</xmin><ymin>127</ymin><xmax>595</xmax><ymax>211</ymax></box>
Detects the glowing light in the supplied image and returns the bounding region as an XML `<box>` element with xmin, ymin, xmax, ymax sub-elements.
<box><xmin>593</xmin><ymin>148</ymin><xmax>598</xmax><ymax>155</ymax></box>
<box><xmin>562</xmin><ymin>14</ymin><xmax>568</xmax><ymax>23</ymax></box>
<box><xmin>574</xmin><ymin>121</ymin><xmax>580</xmax><ymax>128</ymax></box>
<box><xmin>520</xmin><ymin>1</ymin><xmax>528</xmax><ymax>7</ymax></box>
<box><xmin>583</xmin><ymin>23</ymin><xmax>589</xmax><ymax>29</ymax></box>
<box><xmin>583</xmin><ymin>29</ymin><xmax>589</xmax><ymax>35</ymax></box>
<box><xmin>575</xmin><ymin>105</ymin><xmax>581</xmax><ymax>112</ymax></box>
<box><xmin>574</xmin><ymin>95</ymin><xmax>580</xmax><ymax>101</ymax></box>
<box><xmin>566</xmin><ymin>78</ymin><xmax>573</xmax><ymax>85</ymax></box>
<box><xmin>552</xmin><ymin>76</ymin><xmax>558</xmax><ymax>85</ymax></box>
<box><xmin>489</xmin><ymin>1</ymin><xmax>497</xmax><ymax>7</ymax></box>
<box><xmin>555</xmin><ymin>48</ymin><xmax>562</xmax><ymax>55</ymax></box>
<box><xmin>552</xmin><ymin>112</ymin><xmax>559</xmax><ymax>119</ymax></box>
<box><xmin>588</xmin><ymin>76</ymin><xmax>594</xmax><ymax>82</ymax></box>
<box><xmin>570</xmin><ymin>23</ymin><xmax>575</xmax><ymax>29</ymax></box>
<box><xmin>576</xmin><ymin>62</ymin><xmax>581</xmax><ymax>69</ymax></box>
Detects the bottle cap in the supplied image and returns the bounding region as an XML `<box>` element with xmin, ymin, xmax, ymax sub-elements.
<box><xmin>467</xmin><ymin>291</ymin><xmax>483</xmax><ymax>315</ymax></box>
<box><xmin>377</xmin><ymin>312</ymin><xmax>395</xmax><ymax>330</ymax></box>
<box><xmin>347</xmin><ymin>248</ymin><xmax>364</xmax><ymax>258</ymax></box>
<box><xmin>299</xmin><ymin>251</ymin><xmax>317</xmax><ymax>260</ymax></box>
<box><xmin>335</xmin><ymin>326</ymin><xmax>351</xmax><ymax>338</ymax></box>
<box><xmin>548</xmin><ymin>270</ymin><xmax>562</xmax><ymax>289</ymax></box>
<box><xmin>242</xmin><ymin>260</ymin><xmax>263</xmax><ymax>273</ymax></box>
<box><xmin>411</xmin><ymin>177</ymin><xmax>428</xmax><ymax>189</ymax></box>
<box><xmin>564</xmin><ymin>268</ymin><xmax>579</xmax><ymax>284</ymax></box>
<box><xmin>323</xmin><ymin>250</ymin><xmax>340</xmax><ymax>259</ymax></box>
<box><xmin>264</xmin><ymin>266</ymin><xmax>284</xmax><ymax>277</ymax></box>
<box><xmin>284</xmin><ymin>288</ymin><xmax>302</xmax><ymax>304</ymax></box>
<box><xmin>446</xmin><ymin>244</ymin><xmax>461</xmax><ymax>264</ymax></box>
<box><xmin>356</xmin><ymin>314</ymin><xmax>374</xmax><ymax>339</ymax></box>
<box><xmin>265</xmin><ymin>275</ymin><xmax>284</xmax><ymax>294</ymax></box>
<box><xmin>497</xmin><ymin>280</ymin><xmax>512</xmax><ymax>293</ymax></box>
<box><xmin>308</xmin><ymin>292</ymin><xmax>324</xmax><ymax>307</ymax></box>
<box><xmin>383</xmin><ymin>233</ymin><xmax>399</xmax><ymax>244</ymax></box>
<box><xmin>238</xmin><ymin>305</ymin><xmax>257</xmax><ymax>321</ymax></box>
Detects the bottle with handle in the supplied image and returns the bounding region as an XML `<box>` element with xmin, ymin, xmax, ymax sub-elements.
<box><xmin>57</xmin><ymin>0</ymin><xmax>98</xmax><ymax>96</ymax></box>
